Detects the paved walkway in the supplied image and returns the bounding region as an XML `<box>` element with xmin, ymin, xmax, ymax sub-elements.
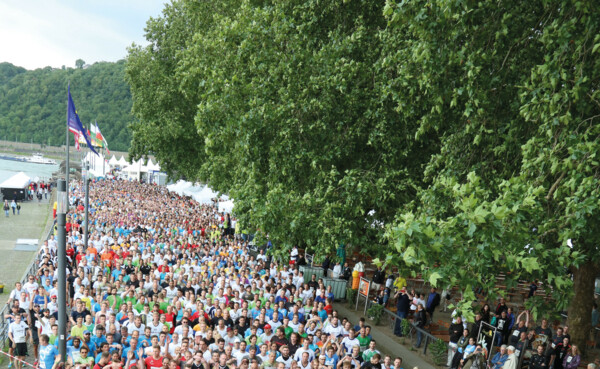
<box><xmin>334</xmin><ymin>303</ymin><xmax>437</xmax><ymax>369</ymax></box>
<box><xmin>0</xmin><ymin>193</ymin><xmax>54</xmax><ymax>367</ymax></box>
<box><xmin>0</xmin><ymin>194</ymin><xmax>54</xmax><ymax>306</ymax></box>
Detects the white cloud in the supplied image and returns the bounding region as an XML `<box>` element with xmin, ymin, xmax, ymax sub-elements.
<box><xmin>0</xmin><ymin>0</ymin><xmax>166</xmax><ymax>70</ymax></box>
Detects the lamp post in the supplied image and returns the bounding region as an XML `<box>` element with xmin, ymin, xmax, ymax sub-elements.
<box><xmin>83</xmin><ymin>164</ymin><xmax>89</xmax><ymax>249</ymax></box>
<box><xmin>56</xmin><ymin>179</ymin><xmax>67</xmax><ymax>364</ymax></box>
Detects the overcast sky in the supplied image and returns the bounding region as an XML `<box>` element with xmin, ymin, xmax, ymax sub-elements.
<box><xmin>0</xmin><ymin>0</ymin><xmax>166</xmax><ymax>70</ymax></box>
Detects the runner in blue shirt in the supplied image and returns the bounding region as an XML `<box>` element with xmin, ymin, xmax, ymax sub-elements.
<box><xmin>38</xmin><ymin>334</ymin><xmax>61</xmax><ymax>369</ymax></box>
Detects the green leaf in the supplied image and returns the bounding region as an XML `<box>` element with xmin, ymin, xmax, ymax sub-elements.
<box><xmin>429</xmin><ymin>271</ymin><xmax>442</xmax><ymax>287</ymax></box>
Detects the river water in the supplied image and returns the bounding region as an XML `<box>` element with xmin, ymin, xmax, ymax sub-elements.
<box><xmin>0</xmin><ymin>158</ymin><xmax>59</xmax><ymax>183</ymax></box>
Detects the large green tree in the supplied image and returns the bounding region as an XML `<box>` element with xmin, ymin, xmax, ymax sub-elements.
<box><xmin>384</xmin><ymin>0</ymin><xmax>600</xmax><ymax>348</ymax></box>
<box><xmin>127</xmin><ymin>0</ymin><xmax>436</xmax><ymax>257</ymax></box>
<box><xmin>127</xmin><ymin>0</ymin><xmax>599</xmax><ymax>349</ymax></box>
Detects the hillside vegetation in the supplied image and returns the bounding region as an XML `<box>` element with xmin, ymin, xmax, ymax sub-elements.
<box><xmin>0</xmin><ymin>61</ymin><xmax>132</xmax><ymax>151</ymax></box>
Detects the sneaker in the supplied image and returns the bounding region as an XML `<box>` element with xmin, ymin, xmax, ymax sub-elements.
<box><xmin>8</xmin><ymin>363</ymin><xmax>13</xmax><ymax>368</ymax></box>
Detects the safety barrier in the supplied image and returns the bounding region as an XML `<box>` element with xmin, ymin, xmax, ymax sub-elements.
<box><xmin>348</xmin><ymin>275</ymin><xmax>449</xmax><ymax>366</ymax></box>
<box><xmin>0</xmin><ymin>349</ymin><xmax>37</xmax><ymax>368</ymax></box>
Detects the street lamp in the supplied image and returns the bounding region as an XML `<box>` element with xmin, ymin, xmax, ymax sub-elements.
<box><xmin>56</xmin><ymin>179</ymin><xmax>67</xmax><ymax>365</ymax></box>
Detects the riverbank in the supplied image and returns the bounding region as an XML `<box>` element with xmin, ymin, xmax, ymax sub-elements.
<box><xmin>0</xmin><ymin>139</ymin><xmax>127</xmax><ymax>161</ymax></box>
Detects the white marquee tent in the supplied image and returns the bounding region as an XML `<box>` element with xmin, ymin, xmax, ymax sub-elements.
<box><xmin>83</xmin><ymin>152</ymin><xmax>111</xmax><ymax>177</ymax></box>
<box><xmin>166</xmin><ymin>180</ymin><xmax>232</xmax><ymax>208</ymax></box>
<box><xmin>117</xmin><ymin>156</ymin><xmax>128</xmax><ymax>167</ymax></box>
<box><xmin>108</xmin><ymin>155</ymin><xmax>119</xmax><ymax>166</ymax></box>
<box><xmin>0</xmin><ymin>172</ymin><xmax>31</xmax><ymax>200</ymax></box>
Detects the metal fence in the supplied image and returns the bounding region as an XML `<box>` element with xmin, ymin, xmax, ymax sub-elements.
<box><xmin>0</xmin><ymin>221</ymin><xmax>54</xmax><ymax>346</ymax></box>
<box><xmin>348</xmin><ymin>277</ymin><xmax>448</xmax><ymax>366</ymax></box>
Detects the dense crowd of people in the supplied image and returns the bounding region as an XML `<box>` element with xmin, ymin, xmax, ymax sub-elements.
<box><xmin>4</xmin><ymin>179</ymin><xmax>404</xmax><ymax>369</ymax></box>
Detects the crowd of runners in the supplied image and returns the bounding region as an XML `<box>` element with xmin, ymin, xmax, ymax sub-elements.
<box><xmin>3</xmin><ymin>179</ymin><xmax>402</xmax><ymax>369</ymax></box>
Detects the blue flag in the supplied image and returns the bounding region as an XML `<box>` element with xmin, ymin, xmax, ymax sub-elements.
<box><xmin>67</xmin><ymin>85</ymin><xmax>98</xmax><ymax>155</ymax></box>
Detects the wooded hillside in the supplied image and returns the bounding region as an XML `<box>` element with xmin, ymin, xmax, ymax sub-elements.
<box><xmin>0</xmin><ymin>61</ymin><xmax>132</xmax><ymax>151</ymax></box>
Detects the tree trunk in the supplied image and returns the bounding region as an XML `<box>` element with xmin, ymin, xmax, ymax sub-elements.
<box><xmin>566</xmin><ymin>259</ymin><xmax>598</xmax><ymax>353</ymax></box>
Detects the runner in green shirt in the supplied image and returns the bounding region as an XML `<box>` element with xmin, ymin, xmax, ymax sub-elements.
<box><xmin>362</xmin><ymin>341</ymin><xmax>380</xmax><ymax>361</ymax></box>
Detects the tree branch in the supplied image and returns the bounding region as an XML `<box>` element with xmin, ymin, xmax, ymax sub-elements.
<box><xmin>546</xmin><ymin>171</ymin><xmax>566</xmax><ymax>201</ymax></box>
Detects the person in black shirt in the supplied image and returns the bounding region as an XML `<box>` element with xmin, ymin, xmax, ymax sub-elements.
<box><xmin>552</xmin><ymin>337</ymin><xmax>570</xmax><ymax>369</ymax></box>
<box><xmin>535</xmin><ymin>319</ymin><xmax>553</xmax><ymax>344</ymax></box>
<box><xmin>29</xmin><ymin>304</ymin><xmax>42</xmax><ymax>359</ymax></box>
<box><xmin>530</xmin><ymin>344</ymin><xmax>548</xmax><ymax>369</ymax></box>
<box><xmin>126</xmin><ymin>274</ymin><xmax>140</xmax><ymax>288</ymax></box>
<box><xmin>288</xmin><ymin>333</ymin><xmax>301</xmax><ymax>357</ymax></box>
<box><xmin>342</xmin><ymin>263</ymin><xmax>352</xmax><ymax>281</ymax></box>
<box><xmin>322</xmin><ymin>256</ymin><xmax>331</xmax><ymax>274</ymax></box>
<box><xmin>140</xmin><ymin>261</ymin><xmax>151</xmax><ymax>275</ymax></box>
<box><xmin>361</xmin><ymin>353</ymin><xmax>382</xmax><ymax>369</ymax></box>
<box><xmin>414</xmin><ymin>304</ymin><xmax>427</xmax><ymax>348</ymax></box>
<box><xmin>235</xmin><ymin>316</ymin><xmax>250</xmax><ymax>334</ymax></box>
<box><xmin>372</xmin><ymin>267</ymin><xmax>385</xmax><ymax>285</ymax></box>
<box><xmin>495</xmin><ymin>298</ymin><xmax>508</xmax><ymax>316</ymax></box>
<box><xmin>494</xmin><ymin>311</ymin><xmax>510</xmax><ymax>345</ymax></box>
<box><xmin>307</xmin><ymin>275</ymin><xmax>319</xmax><ymax>291</ymax></box>
<box><xmin>470</xmin><ymin>313</ymin><xmax>483</xmax><ymax>341</ymax></box>
<box><xmin>272</xmin><ymin>327</ymin><xmax>289</xmax><ymax>349</ymax></box>
<box><xmin>393</xmin><ymin>289</ymin><xmax>410</xmax><ymax>336</ymax></box>
<box><xmin>124</xmin><ymin>263</ymin><xmax>135</xmax><ymax>276</ymax></box>
<box><xmin>217</xmin><ymin>353</ymin><xmax>230</xmax><ymax>369</ymax></box>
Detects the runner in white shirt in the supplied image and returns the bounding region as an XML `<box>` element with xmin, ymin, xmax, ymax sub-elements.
<box><xmin>9</xmin><ymin>314</ymin><xmax>31</xmax><ymax>369</ymax></box>
<box><xmin>23</xmin><ymin>275</ymin><xmax>39</xmax><ymax>297</ymax></box>
<box><xmin>7</xmin><ymin>282</ymin><xmax>25</xmax><ymax>305</ymax></box>
<box><xmin>340</xmin><ymin>329</ymin><xmax>360</xmax><ymax>354</ymax></box>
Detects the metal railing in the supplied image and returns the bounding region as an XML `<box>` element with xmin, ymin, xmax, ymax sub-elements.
<box><xmin>0</xmin><ymin>217</ymin><xmax>55</xmax><ymax>346</ymax></box>
<box><xmin>346</xmin><ymin>275</ymin><xmax>449</xmax><ymax>366</ymax></box>
<box><xmin>367</xmin><ymin>299</ymin><xmax>447</xmax><ymax>355</ymax></box>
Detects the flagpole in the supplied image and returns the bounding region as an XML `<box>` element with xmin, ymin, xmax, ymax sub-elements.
<box><xmin>65</xmin><ymin>84</ymin><xmax>70</xmax><ymax>198</ymax></box>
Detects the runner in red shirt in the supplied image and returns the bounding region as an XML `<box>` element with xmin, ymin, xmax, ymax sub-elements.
<box><xmin>157</xmin><ymin>261</ymin><xmax>170</xmax><ymax>273</ymax></box>
<box><xmin>143</xmin><ymin>345</ymin><xmax>164</xmax><ymax>369</ymax></box>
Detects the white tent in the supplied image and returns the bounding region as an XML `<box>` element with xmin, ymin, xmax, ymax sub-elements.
<box><xmin>0</xmin><ymin>172</ymin><xmax>31</xmax><ymax>189</ymax></box>
<box><xmin>147</xmin><ymin>159</ymin><xmax>161</xmax><ymax>172</ymax></box>
<box><xmin>0</xmin><ymin>172</ymin><xmax>31</xmax><ymax>200</ymax></box>
<box><xmin>166</xmin><ymin>180</ymin><xmax>191</xmax><ymax>195</ymax></box>
<box><xmin>117</xmin><ymin>156</ymin><xmax>128</xmax><ymax>167</ymax></box>
<box><xmin>83</xmin><ymin>152</ymin><xmax>111</xmax><ymax>177</ymax></box>
<box><xmin>189</xmin><ymin>185</ymin><xmax>218</xmax><ymax>204</ymax></box>
<box><xmin>166</xmin><ymin>181</ymin><xmax>225</xmax><ymax>205</ymax></box>
<box><xmin>218</xmin><ymin>200</ymin><xmax>235</xmax><ymax>213</ymax></box>
<box><xmin>108</xmin><ymin>155</ymin><xmax>119</xmax><ymax>166</ymax></box>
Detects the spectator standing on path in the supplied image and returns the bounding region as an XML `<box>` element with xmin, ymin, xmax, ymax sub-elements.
<box><xmin>4</xmin><ymin>199</ymin><xmax>9</xmax><ymax>217</ymax></box>
<box><xmin>413</xmin><ymin>304</ymin><xmax>427</xmax><ymax>348</ymax></box>
<box><xmin>16</xmin><ymin>201</ymin><xmax>21</xmax><ymax>215</ymax></box>
<box><xmin>393</xmin><ymin>288</ymin><xmax>410</xmax><ymax>336</ymax></box>
<box><xmin>425</xmin><ymin>287</ymin><xmax>440</xmax><ymax>322</ymax></box>
<box><xmin>372</xmin><ymin>267</ymin><xmax>385</xmax><ymax>292</ymax></box>
<box><xmin>447</xmin><ymin>317</ymin><xmax>464</xmax><ymax>367</ymax></box>
<box><xmin>11</xmin><ymin>199</ymin><xmax>16</xmax><ymax>214</ymax></box>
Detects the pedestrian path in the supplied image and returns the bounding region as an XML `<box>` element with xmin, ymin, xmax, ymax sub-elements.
<box><xmin>0</xmin><ymin>195</ymin><xmax>54</xmax><ymax>307</ymax></box>
<box><xmin>334</xmin><ymin>303</ymin><xmax>436</xmax><ymax>369</ymax></box>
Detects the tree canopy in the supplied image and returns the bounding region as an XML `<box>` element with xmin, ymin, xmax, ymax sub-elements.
<box><xmin>127</xmin><ymin>0</ymin><xmax>437</xmax><ymax>256</ymax></box>
<box><xmin>0</xmin><ymin>61</ymin><xmax>133</xmax><ymax>151</ymax></box>
<box><xmin>127</xmin><ymin>0</ymin><xmax>600</xmax><ymax>347</ymax></box>
<box><xmin>383</xmin><ymin>0</ymin><xmax>600</xmax><ymax>347</ymax></box>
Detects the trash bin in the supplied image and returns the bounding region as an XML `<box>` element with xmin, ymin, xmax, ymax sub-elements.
<box><xmin>323</xmin><ymin>277</ymin><xmax>347</xmax><ymax>300</ymax></box>
<box><xmin>300</xmin><ymin>266</ymin><xmax>324</xmax><ymax>284</ymax></box>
